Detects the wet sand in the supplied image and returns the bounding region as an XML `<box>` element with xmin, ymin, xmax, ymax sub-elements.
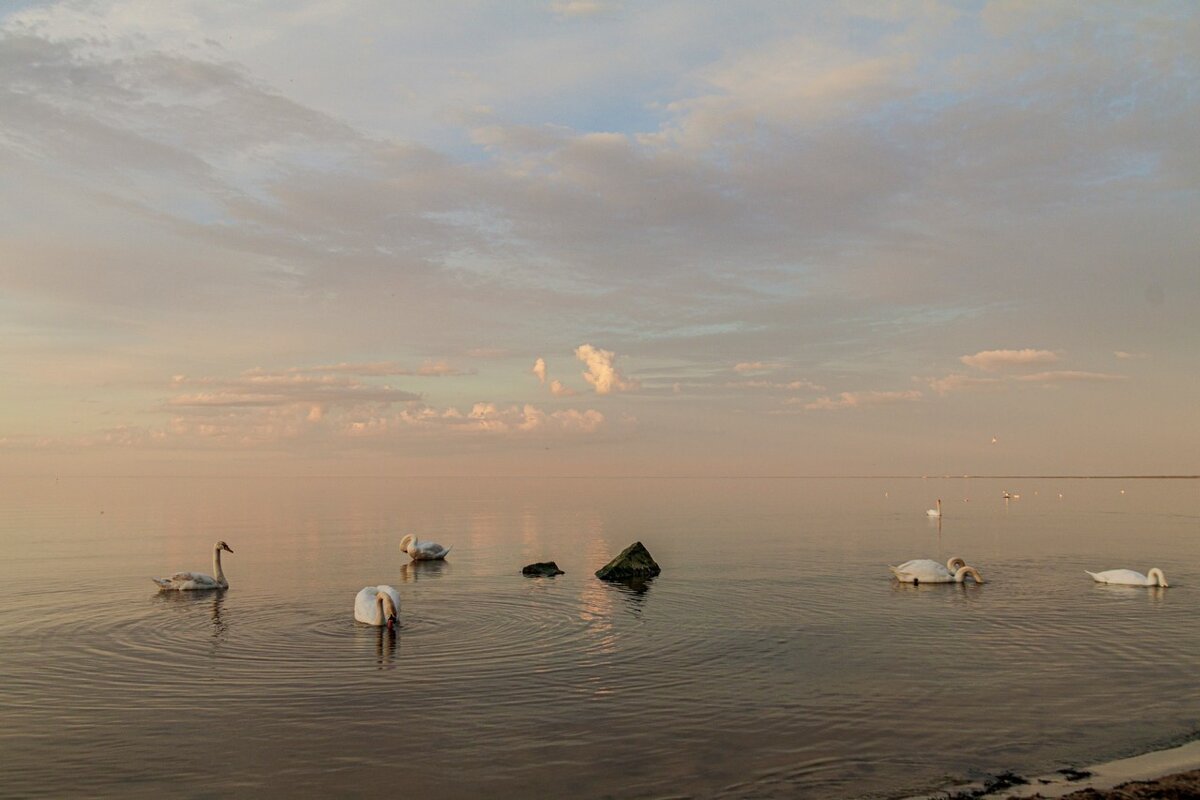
<box><xmin>1003</xmin><ymin>740</ymin><xmax>1200</xmax><ymax>799</ymax></box>
<box><xmin>909</xmin><ymin>739</ymin><xmax>1200</xmax><ymax>799</ymax></box>
<box><xmin>1025</xmin><ymin>769</ymin><xmax>1200</xmax><ymax>799</ymax></box>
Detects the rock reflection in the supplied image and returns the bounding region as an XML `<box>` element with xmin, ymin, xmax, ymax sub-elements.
<box><xmin>604</xmin><ymin>577</ymin><xmax>654</xmax><ymax>617</ymax></box>
<box><xmin>399</xmin><ymin>559</ymin><xmax>450</xmax><ymax>583</ymax></box>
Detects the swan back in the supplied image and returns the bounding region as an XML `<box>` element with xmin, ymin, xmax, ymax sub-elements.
<box><xmin>354</xmin><ymin>585</ymin><xmax>401</xmax><ymax>626</ymax></box>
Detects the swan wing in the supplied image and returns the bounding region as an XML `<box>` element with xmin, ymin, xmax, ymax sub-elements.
<box><xmin>153</xmin><ymin>571</ymin><xmax>220</xmax><ymax>591</ymax></box>
<box><xmin>890</xmin><ymin>559</ymin><xmax>952</xmax><ymax>582</ymax></box>
<box><xmin>355</xmin><ymin>586</ymin><xmax>382</xmax><ymax>625</ymax></box>
<box><xmin>414</xmin><ymin>542</ymin><xmax>451</xmax><ymax>560</ymax></box>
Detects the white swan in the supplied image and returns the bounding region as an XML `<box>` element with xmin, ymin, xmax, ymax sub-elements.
<box><xmin>355</xmin><ymin>585</ymin><xmax>401</xmax><ymax>630</ymax></box>
<box><xmin>153</xmin><ymin>541</ymin><xmax>233</xmax><ymax>591</ymax></box>
<box><xmin>889</xmin><ymin>556</ymin><xmax>984</xmax><ymax>584</ymax></box>
<box><xmin>1086</xmin><ymin>568</ymin><xmax>1168</xmax><ymax>587</ymax></box>
<box><xmin>399</xmin><ymin>534</ymin><xmax>452</xmax><ymax>561</ymax></box>
<box><xmin>926</xmin><ymin>499</ymin><xmax>942</xmax><ymax>518</ymax></box>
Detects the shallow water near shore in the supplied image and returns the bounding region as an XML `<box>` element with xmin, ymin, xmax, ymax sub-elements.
<box><xmin>1</xmin><ymin>476</ymin><xmax>1196</xmax><ymax>798</ymax></box>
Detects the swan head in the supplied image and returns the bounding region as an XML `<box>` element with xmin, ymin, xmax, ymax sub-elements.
<box><xmin>215</xmin><ymin>540</ymin><xmax>233</xmax><ymax>553</ymax></box>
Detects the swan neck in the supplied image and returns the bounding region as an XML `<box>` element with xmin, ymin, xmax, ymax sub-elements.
<box><xmin>376</xmin><ymin>592</ymin><xmax>397</xmax><ymax>625</ymax></box>
<box><xmin>954</xmin><ymin>566</ymin><xmax>983</xmax><ymax>584</ymax></box>
<box><xmin>213</xmin><ymin>546</ymin><xmax>227</xmax><ymax>586</ymax></box>
<box><xmin>1148</xmin><ymin>568</ymin><xmax>1167</xmax><ymax>587</ymax></box>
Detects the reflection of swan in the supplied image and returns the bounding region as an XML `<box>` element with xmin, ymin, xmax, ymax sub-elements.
<box><xmin>355</xmin><ymin>585</ymin><xmax>400</xmax><ymax>630</ymax></box>
<box><xmin>889</xmin><ymin>557</ymin><xmax>984</xmax><ymax>584</ymax></box>
<box><xmin>153</xmin><ymin>541</ymin><xmax>233</xmax><ymax>590</ymax></box>
<box><xmin>1086</xmin><ymin>568</ymin><xmax>1168</xmax><ymax>587</ymax></box>
<box><xmin>399</xmin><ymin>534</ymin><xmax>452</xmax><ymax>561</ymax></box>
<box><xmin>400</xmin><ymin>559</ymin><xmax>449</xmax><ymax>582</ymax></box>
<box><xmin>926</xmin><ymin>499</ymin><xmax>942</xmax><ymax>518</ymax></box>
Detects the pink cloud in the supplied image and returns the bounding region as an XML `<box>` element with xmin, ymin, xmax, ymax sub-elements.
<box><xmin>733</xmin><ymin>361</ymin><xmax>782</xmax><ymax>374</ymax></box>
<box><xmin>532</xmin><ymin>357</ymin><xmax>547</xmax><ymax>384</ymax></box>
<box><xmin>804</xmin><ymin>389</ymin><xmax>922</xmax><ymax>411</ymax></box>
<box><xmin>925</xmin><ymin>373</ymin><xmax>1004</xmax><ymax>396</ymax></box>
<box><xmin>1014</xmin><ymin>370</ymin><xmax>1127</xmax><ymax>384</ymax></box>
<box><xmin>960</xmin><ymin>349</ymin><xmax>1059</xmax><ymax>372</ymax></box>
<box><xmin>549</xmin><ymin>379</ymin><xmax>576</xmax><ymax>396</ymax></box>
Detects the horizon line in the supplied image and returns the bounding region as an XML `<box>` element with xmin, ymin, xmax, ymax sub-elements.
<box><xmin>10</xmin><ymin>473</ymin><xmax>1198</xmax><ymax>480</ymax></box>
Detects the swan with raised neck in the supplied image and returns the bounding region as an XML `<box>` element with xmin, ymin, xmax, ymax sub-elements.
<box><xmin>152</xmin><ymin>541</ymin><xmax>233</xmax><ymax>591</ymax></box>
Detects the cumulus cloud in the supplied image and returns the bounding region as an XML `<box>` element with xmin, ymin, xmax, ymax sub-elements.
<box><xmin>532</xmin><ymin>357</ymin><xmax>547</xmax><ymax>384</ymax></box>
<box><xmin>803</xmin><ymin>390</ymin><xmax>922</xmax><ymax>411</ymax></box>
<box><xmin>549</xmin><ymin>379</ymin><xmax>576</xmax><ymax>396</ymax></box>
<box><xmin>575</xmin><ymin>344</ymin><xmax>639</xmax><ymax>394</ymax></box>
<box><xmin>960</xmin><ymin>349</ymin><xmax>1060</xmax><ymax>372</ymax></box>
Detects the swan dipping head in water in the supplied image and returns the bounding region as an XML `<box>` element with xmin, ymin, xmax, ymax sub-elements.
<box><xmin>355</xmin><ymin>585</ymin><xmax>401</xmax><ymax>630</ymax></box>
<box><xmin>1086</xmin><ymin>568</ymin><xmax>1168</xmax><ymax>587</ymax></box>
<box><xmin>889</xmin><ymin>556</ymin><xmax>984</xmax><ymax>584</ymax></box>
<box><xmin>152</xmin><ymin>540</ymin><xmax>233</xmax><ymax>591</ymax></box>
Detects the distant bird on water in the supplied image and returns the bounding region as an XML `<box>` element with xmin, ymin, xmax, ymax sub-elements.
<box><xmin>400</xmin><ymin>534</ymin><xmax>452</xmax><ymax>561</ymax></box>
<box><xmin>153</xmin><ymin>541</ymin><xmax>233</xmax><ymax>591</ymax></box>
<box><xmin>1086</xmin><ymin>568</ymin><xmax>1168</xmax><ymax>587</ymax></box>
<box><xmin>926</xmin><ymin>499</ymin><xmax>942</xmax><ymax>518</ymax></box>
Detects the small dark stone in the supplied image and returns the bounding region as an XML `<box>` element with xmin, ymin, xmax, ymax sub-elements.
<box><xmin>522</xmin><ymin>561</ymin><xmax>565</xmax><ymax>577</ymax></box>
<box><xmin>1058</xmin><ymin>768</ymin><xmax>1093</xmax><ymax>782</ymax></box>
<box><xmin>595</xmin><ymin>541</ymin><xmax>661</xmax><ymax>581</ymax></box>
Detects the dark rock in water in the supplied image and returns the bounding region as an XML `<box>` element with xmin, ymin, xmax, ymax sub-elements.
<box><xmin>595</xmin><ymin>541</ymin><xmax>661</xmax><ymax>581</ymax></box>
<box><xmin>522</xmin><ymin>561</ymin><xmax>565</xmax><ymax>577</ymax></box>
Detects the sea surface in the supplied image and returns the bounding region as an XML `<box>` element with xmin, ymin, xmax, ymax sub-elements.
<box><xmin>0</xmin><ymin>476</ymin><xmax>1196</xmax><ymax>799</ymax></box>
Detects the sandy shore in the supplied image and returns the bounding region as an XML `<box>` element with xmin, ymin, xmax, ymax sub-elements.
<box><xmin>1002</xmin><ymin>739</ymin><xmax>1200</xmax><ymax>799</ymax></box>
<box><xmin>907</xmin><ymin>739</ymin><xmax>1200</xmax><ymax>799</ymax></box>
<box><xmin>1024</xmin><ymin>768</ymin><xmax>1200</xmax><ymax>798</ymax></box>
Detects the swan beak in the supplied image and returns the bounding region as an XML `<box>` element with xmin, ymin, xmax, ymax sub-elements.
<box><xmin>387</xmin><ymin>616</ymin><xmax>397</xmax><ymax>631</ymax></box>
<box><xmin>223</xmin><ymin>543</ymin><xmax>234</xmax><ymax>553</ymax></box>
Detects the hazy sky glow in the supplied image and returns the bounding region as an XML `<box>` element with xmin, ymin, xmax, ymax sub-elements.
<box><xmin>1</xmin><ymin>1</ymin><xmax>1197</xmax><ymax>476</ymax></box>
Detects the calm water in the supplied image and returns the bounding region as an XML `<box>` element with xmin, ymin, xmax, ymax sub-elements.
<box><xmin>1</xmin><ymin>477</ymin><xmax>1197</xmax><ymax>799</ymax></box>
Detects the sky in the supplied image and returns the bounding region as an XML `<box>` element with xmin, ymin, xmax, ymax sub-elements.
<box><xmin>1</xmin><ymin>0</ymin><xmax>1197</xmax><ymax>477</ymax></box>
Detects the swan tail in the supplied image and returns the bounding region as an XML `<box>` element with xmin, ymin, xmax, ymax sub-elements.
<box><xmin>1084</xmin><ymin>571</ymin><xmax>1100</xmax><ymax>581</ymax></box>
<box><xmin>441</xmin><ymin>545</ymin><xmax>453</xmax><ymax>558</ymax></box>
<box><xmin>152</xmin><ymin>577</ymin><xmax>172</xmax><ymax>589</ymax></box>
<box><xmin>888</xmin><ymin>566</ymin><xmax>902</xmax><ymax>578</ymax></box>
